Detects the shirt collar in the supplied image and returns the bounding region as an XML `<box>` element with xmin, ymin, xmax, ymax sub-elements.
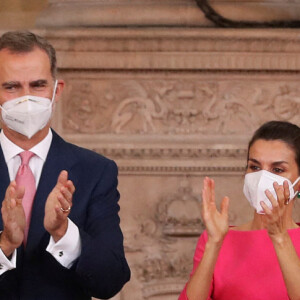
<box><xmin>0</xmin><ymin>129</ymin><xmax>53</xmax><ymax>163</ymax></box>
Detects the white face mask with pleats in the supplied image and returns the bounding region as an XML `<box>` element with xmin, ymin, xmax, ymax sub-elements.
<box><xmin>243</xmin><ymin>170</ymin><xmax>300</xmax><ymax>214</ymax></box>
<box><xmin>0</xmin><ymin>80</ymin><xmax>57</xmax><ymax>139</ymax></box>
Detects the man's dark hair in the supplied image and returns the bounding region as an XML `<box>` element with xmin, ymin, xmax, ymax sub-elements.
<box><xmin>248</xmin><ymin>120</ymin><xmax>300</xmax><ymax>171</ymax></box>
<box><xmin>0</xmin><ymin>31</ymin><xmax>57</xmax><ymax>79</ymax></box>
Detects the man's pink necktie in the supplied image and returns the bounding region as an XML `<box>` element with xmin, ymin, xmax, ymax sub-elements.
<box><xmin>15</xmin><ymin>151</ymin><xmax>36</xmax><ymax>246</ymax></box>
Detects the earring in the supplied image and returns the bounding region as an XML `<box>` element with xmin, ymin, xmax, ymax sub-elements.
<box><xmin>297</xmin><ymin>192</ymin><xmax>300</xmax><ymax>199</ymax></box>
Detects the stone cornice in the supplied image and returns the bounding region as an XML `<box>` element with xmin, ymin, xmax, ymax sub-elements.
<box><xmin>93</xmin><ymin>147</ymin><xmax>246</xmax><ymax>175</ymax></box>
<box><xmin>91</xmin><ymin>146</ymin><xmax>247</xmax><ymax>160</ymax></box>
<box><xmin>31</xmin><ymin>27</ymin><xmax>300</xmax><ymax>41</ymax></box>
<box><xmin>117</xmin><ymin>165</ymin><xmax>245</xmax><ymax>176</ymax></box>
<box><xmin>57</xmin><ymin>51</ymin><xmax>300</xmax><ymax>71</ymax></box>
<box><xmin>3</xmin><ymin>28</ymin><xmax>297</xmax><ymax>71</ymax></box>
<box><xmin>26</xmin><ymin>28</ymin><xmax>300</xmax><ymax>71</ymax></box>
<box><xmin>60</xmin><ymin>135</ymin><xmax>247</xmax><ymax>174</ymax></box>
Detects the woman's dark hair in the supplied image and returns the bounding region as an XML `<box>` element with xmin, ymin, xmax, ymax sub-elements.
<box><xmin>248</xmin><ymin>121</ymin><xmax>300</xmax><ymax>172</ymax></box>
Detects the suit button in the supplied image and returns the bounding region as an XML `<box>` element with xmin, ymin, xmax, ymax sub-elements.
<box><xmin>59</xmin><ymin>251</ymin><xmax>64</xmax><ymax>257</ymax></box>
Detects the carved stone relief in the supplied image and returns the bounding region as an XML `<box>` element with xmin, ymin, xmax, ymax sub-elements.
<box><xmin>61</xmin><ymin>76</ymin><xmax>300</xmax><ymax>136</ymax></box>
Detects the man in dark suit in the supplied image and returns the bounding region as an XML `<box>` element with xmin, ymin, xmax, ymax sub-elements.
<box><xmin>0</xmin><ymin>30</ymin><xmax>130</xmax><ymax>299</ymax></box>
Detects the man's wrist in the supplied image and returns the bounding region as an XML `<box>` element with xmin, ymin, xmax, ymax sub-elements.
<box><xmin>0</xmin><ymin>233</ymin><xmax>16</xmax><ymax>258</ymax></box>
<box><xmin>49</xmin><ymin>220</ymin><xmax>68</xmax><ymax>243</ymax></box>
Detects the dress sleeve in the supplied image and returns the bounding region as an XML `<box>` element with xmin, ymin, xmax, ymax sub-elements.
<box><xmin>178</xmin><ymin>230</ymin><xmax>213</xmax><ymax>300</ymax></box>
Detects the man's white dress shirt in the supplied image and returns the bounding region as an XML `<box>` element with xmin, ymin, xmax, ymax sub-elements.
<box><xmin>0</xmin><ymin>129</ymin><xmax>81</xmax><ymax>274</ymax></box>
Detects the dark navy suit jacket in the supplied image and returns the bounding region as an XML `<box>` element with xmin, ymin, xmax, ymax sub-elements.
<box><xmin>0</xmin><ymin>130</ymin><xmax>130</xmax><ymax>299</ymax></box>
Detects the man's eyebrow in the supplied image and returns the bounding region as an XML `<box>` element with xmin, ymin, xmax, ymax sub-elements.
<box><xmin>29</xmin><ymin>80</ymin><xmax>48</xmax><ymax>86</ymax></box>
<box><xmin>2</xmin><ymin>81</ymin><xmax>21</xmax><ymax>88</ymax></box>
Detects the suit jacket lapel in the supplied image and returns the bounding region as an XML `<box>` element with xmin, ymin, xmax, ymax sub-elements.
<box><xmin>26</xmin><ymin>131</ymin><xmax>77</xmax><ymax>253</ymax></box>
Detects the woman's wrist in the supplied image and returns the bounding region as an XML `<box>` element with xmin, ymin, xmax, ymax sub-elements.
<box><xmin>206</xmin><ymin>236</ymin><xmax>225</xmax><ymax>249</ymax></box>
<box><xmin>268</xmin><ymin>231</ymin><xmax>290</xmax><ymax>247</ymax></box>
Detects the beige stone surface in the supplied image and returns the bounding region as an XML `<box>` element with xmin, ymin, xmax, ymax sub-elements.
<box><xmin>0</xmin><ymin>0</ymin><xmax>47</xmax><ymax>29</ymax></box>
<box><xmin>36</xmin><ymin>0</ymin><xmax>210</xmax><ymax>27</ymax></box>
<box><xmin>36</xmin><ymin>0</ymin><xmax>300</xmax><ymax>27</ymax></box>
<box><xmin>210</xmin><ymin>0</ymin><xmax>300</xmax><ymax>22</ymax></box>
<box><xmin>1</xmin><ymin>0</ymin><xmax>299</xmax><ymax>29</ymax></box>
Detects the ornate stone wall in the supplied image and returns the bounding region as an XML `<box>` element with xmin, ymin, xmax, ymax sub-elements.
<box><xmin>40</xmin><ymin>28</ymin><xmax>300</xmax><ymax>299</ymax></box>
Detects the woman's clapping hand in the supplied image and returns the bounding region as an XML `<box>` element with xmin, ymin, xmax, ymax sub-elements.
<box><xmin>201</xmin><ymin>177</ymin><xmax>230</xmax><ymax>244</ymax></box>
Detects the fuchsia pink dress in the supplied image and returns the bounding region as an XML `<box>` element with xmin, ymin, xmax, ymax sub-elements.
<box><xmin>179</xmin><ymin>227</ymin><xmax>300</xmax><ymax>300</ymax></box>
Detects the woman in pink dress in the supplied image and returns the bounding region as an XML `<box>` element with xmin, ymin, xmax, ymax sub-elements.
<box><xmin>179</xmin><ymin>121</ymin><xmax>300</xmax><ymax>300</ymax></box>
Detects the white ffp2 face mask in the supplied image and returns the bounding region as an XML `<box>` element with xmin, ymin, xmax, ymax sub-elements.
<box><xmin>243</xmin><ymin>170</ymin><xmax>300</xmax><ymax>214</ymax></box>
<box><xmin>0</xmin><ymin>80</ymin><xmax>57</xmax><ymax>139</ymax></box>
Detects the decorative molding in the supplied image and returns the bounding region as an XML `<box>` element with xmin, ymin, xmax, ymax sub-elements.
<box><xmin>40</xmin><ymin>28</ymin><xmax>300</xmax><ymax>53</ymax></box>
<box><xmin>56</xmin><ymin>51</ymin><xmax>300</xmax><ymax>71</ymax></box>
<box><xmin>91</xmin><ymin>147</ymin><xmax>248</xmax><ymax>160</ymax></box>
<box><xmin>117</xmin><ymin>165</ymin><xmax>246</xmax><ymax>176</ymax></box>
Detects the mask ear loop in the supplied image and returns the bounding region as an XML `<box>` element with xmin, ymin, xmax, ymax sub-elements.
<box><xmin>292</xmin><ymin>177</ymin><xmax>300</xmax><ymax>199</ymax></box>
<box><xmin>51</xmin><ymin>80</ymin><xmax>58</xmax><ymax>104</ymax></box>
